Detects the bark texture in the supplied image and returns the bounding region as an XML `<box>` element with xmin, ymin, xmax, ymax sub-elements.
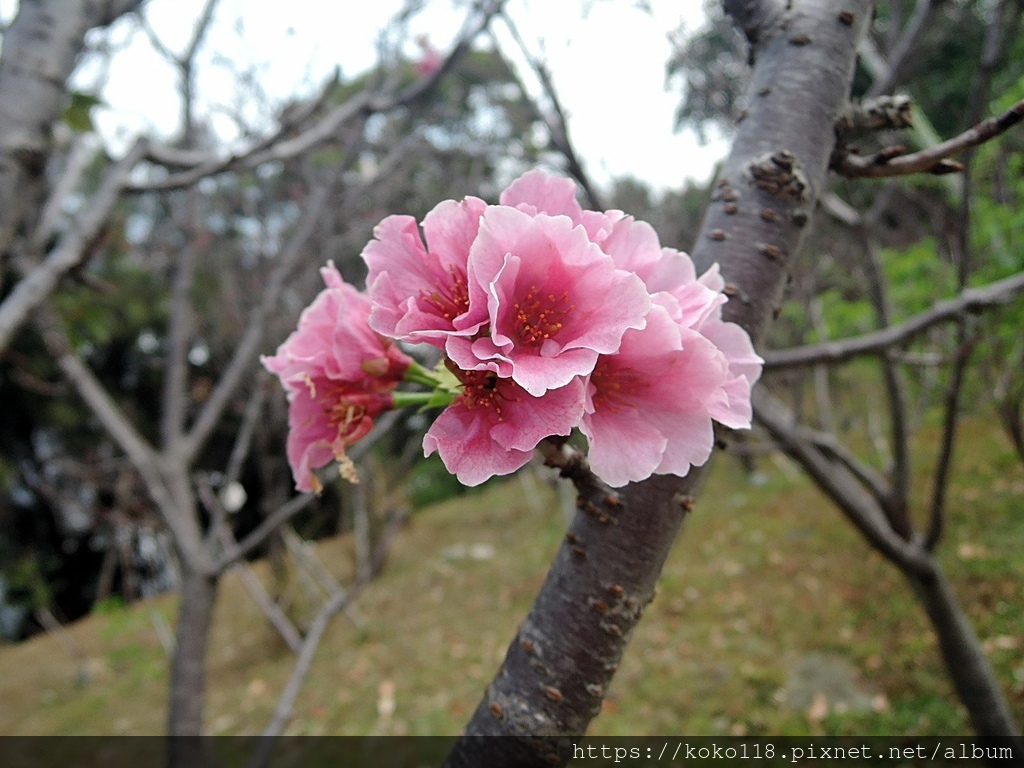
<box><xmin>168</xmin><ymin>570</ymin><xmax>220</xmax><ymax>739</ymax></box>
<box><xmin>907</xmin><ymin>566</ymin><xmax>1022</xmax><ymax>746</ymax></box>
<box><xmin>0</xmin><ymin>0</ymin><xmax>143</xmax><ymax>254</ymax></box>
<box><xmin>445</xmin><ymin>3</ymin><xmax>873</xmax><ymax>765</ymax></box>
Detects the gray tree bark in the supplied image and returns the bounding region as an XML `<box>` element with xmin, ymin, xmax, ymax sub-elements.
<box><xmin>168</xmin><ymin>570</ymin><xmax>219</xmax><ymax>739</ymax></box>
<box><xmin>0</xmin><ymin>0</ymin><xmax>144</xmax><ymax>258</ymax></box>
<box><xmin>907</xmin><ymin>566</ymin><xmax>1022</xmax><ymax>742</ymax></box>
<box><xmin>445</xmin><ymin>3</ymin><xmax>874</xmax><ymax>765</ymax></box>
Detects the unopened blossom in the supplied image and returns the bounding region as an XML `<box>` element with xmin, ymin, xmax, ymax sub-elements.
<box><xmin>362</xmin><ymin>195</ymin><xmax>488</xmax><ymax>348</ymax></box>
<box><xmin>262</xmin><ymin>263</ymin><xmax>412</xmax><ymax>492</ymax></box>
<box><xmin>449</xmin><ymin>205</ymin><xmax>651</xmax><ymax>396</ymax></box>
<box><xmin>413</xmin><ymin>35</ymin><xmax>444</xmax><ymax>77</ymax></box>
<box><xmin>423</xmin><ymin>365</ymin><xmax>585</xmax><ymax>486</ymax></box>
<box><xmin>581</xmin><ymin>300</ymin><xmax>730</xmax><ymax>487</ymax></box>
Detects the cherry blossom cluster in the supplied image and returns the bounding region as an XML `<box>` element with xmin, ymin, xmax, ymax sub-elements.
<box><xmin>263</xmin><ymin>170</ymin><xmax>761</xmax><ymax>492</ymax></box>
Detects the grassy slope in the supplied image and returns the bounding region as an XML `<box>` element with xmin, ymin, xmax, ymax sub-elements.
<box><xmin>0</xmin><ymin>417</ymin><xmax>1021</xmax><ymax>737</ymax></box>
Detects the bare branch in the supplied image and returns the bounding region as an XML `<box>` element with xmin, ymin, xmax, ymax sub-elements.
<box><xmin>198</xmin><ymin>487</ymin><xmax>303</xmax><ymax>654</ymax></box>
<box><xmin>224</xmin><ymin>371</ymin><xmax>269</xmax><ymax>486</ymax></box>
<box><xmin>132</xmin><ymin>0</ymin><xmax>506</xmax><ymax>192</ymax></box>
<box><xmin>495</xmin><ymin>15</ymin><xmax>604</xmax><ymax>209</ymax></box>
<box><xmin>29</xmin><ymin>137</ymin><xmax>96</xmax><ymax>253</ymax></box>
<box><xmin>860</xmin><ymin>230</ymin><xmax>912</xmax><ymax>535</ymax></box>
<box><xmin>925</xmin><ymin>331</ymin><xmax>978</xmax><ymax>550</ymax></box>
<box><xmin>133</xmin><ymin>68</ymin><xmax>341</xmax><ymax>192</ymax></box>
<box><xmin>247</xmin><ymin>588</ymin><xmax>354</xmax><ymax>763</ymax></box>
<box><xmin>799</xmin><ymin>426</ymin><xmax>891</xmax><ymax>508</ymax></box>
<box><xmin>866</xmin><ymin>0</ymin><xmax>948</xmax><ymax>97</ymax></box>
<box><xmin>33</xmin><ymin>307</ymin><xmax>209</xmax><ymax>570</ymax></box>
<box><xmin>248</xmin><ymin>504</ymin><xmax>407</xmax><ymax>766</ymax></box>
<box><xmin>763</xmin><ymin>270</ymin><xmax>1024</xmax><ymax>369</ymax></box>
<box><xmin>0</xmin><ymin>139</ymin><xmax>149</xmax><ymax>354</ymax></box>
<box><xmin>753</xmin><ymin>389</ymin><xmax>932</xmax><ymax>574</ymax></box>
<box><xmin>179</xmin><ymin>172</ymin><xmax>337</xmax><ymax>463</ymax></box>
<box><xmin>161</xmin><ymin>232</ymin><xmax>197</xmax><ymax>451</ymax></box>
<box><xmin>215</xmin><ymin>494</ymin><xmax>314</xmax><ymax>572</ymax></box>
<box><xmin>833</xmin><ymin>98</ymin><xmax>1024</xmax><ymax>178</ymax></box>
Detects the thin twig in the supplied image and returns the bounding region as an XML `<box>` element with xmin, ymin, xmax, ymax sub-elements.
<box><xmin>0</xmin><ymin>139</ymin><xmax>149</xmax><ymax>354</ymax></box>
<box><xmin>133</xmin><ymin>0</ymin><xmax>505</xmax><ymax>192</ymax></box>
<box><xmin>861</xmin><ymin>229</ymin><xmax>912</xmax><ymax>535</ymax></box>
<box><xmin>833</xmin><ymin>98</ymin><xmax>1024</xmax><ymax>178</ymax></box>
<box><xmin>224</xmin><ymin>370</ymin><xmax>269</xmax><ymax>487</ymax></box>
<box><xmin>215</xmin><ymin>493</ymin><xmax>314</xmax><ymax>572</ymax></box>
<box><xmin>495</xmin><ymin>15</ymin><xmax>604</xmax><ymax>210</ymax></box>
<box><xmin>249</xmin><ymin>505</ymin><xmax>406</xmax><ymax>762</ymax></box>
<box><xmin>763</xmin><ymin>270</ymin><xmax>1024</xmax><ymax>369</ymax></box>
<box><xmin>753</xmin><ymin>389</ymin><xmax>932</xmax><ymax>574</ymax></box>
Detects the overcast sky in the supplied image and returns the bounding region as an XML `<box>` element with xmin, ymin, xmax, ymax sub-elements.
<box><xmin>1</xmin><ymin>0</ymin><xmax>728</xmax><ymax>192</ymax></box>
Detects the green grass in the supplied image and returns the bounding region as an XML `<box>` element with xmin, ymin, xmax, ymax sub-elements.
<box><xmin>0</xmin><ymin>414</ymin><xmax>1021</xmax><ymax>737</ymax></box>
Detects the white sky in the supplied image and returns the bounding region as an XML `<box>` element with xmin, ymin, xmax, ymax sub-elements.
<box><xmin>1</xmin><ymin>0</ymin><xmax>728</xmax><ymax>192</ymax></box>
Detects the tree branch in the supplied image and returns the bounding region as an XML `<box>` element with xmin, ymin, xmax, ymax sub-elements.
<box><xmin>762</xmin><ymin>270</ymin><xmax>1024</xmax><ymax>369</ymax></box>
<box><xmin>0</xmin><ymin>139</ymin><xmax>149</xmax><ymax>354</ymax></box>
<box><xmin>33</xmin><ymin>307</ymin><xmax>209</xmax><ymax>570</ymax></box>
<box><xmin>447</xmin><ymin>5</ymin><xmax>874</xmax><ymax>762</ymax></box>
<box><xmin>832</xmin><ymin>98</ymin><xmax>1024</xmax><ymax>178</ymax></box>
<box><xmin>753</xmin><ymin>389</ymin><xmax>932</xmax><ymax>573</ymax></box>
<box><xmin>131</xmin><ymin>0</ymin><xmax>506</xmax><ymax>192</ymax></box>
<box><xmin>247</xmin><ymin>505</ymin><xmax>407</xmax><ymax>767</ymax></box>
<box><xmin>214</xmin><ymin>493</ymin><xmax>313</xmax><ymax>573</ymax></box>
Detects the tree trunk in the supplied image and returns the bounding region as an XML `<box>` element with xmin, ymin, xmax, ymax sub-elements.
<box><xmin>446</xmin><ymin>2</ymin><xmax>873</xmax><ymax>764</ymax></box>
<box><xmin>906</xmin><ymin>561</ymin><xmax>1022</xmax><ymax>747</ymax></box>
<box><xmin>168</xmin><ymin>569</ymin><xmax>219</xmax><ymax>739</ymax></box>
<box><xmin>0</xmin><ymin>0</ymin><xmax>143</xmax><ymax>256</ymax></box>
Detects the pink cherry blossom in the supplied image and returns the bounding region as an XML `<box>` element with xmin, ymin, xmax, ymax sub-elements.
<box><xmin>423</xmin><ymin>366</ymin><xmax>585</xmax><ymax>486</ymax></box>
<box><xmin>609</xmin><ymin>232</ymin><xmax>763</xmax><ymax>431</ymax></box>
<box><xmin>448</xmin><ymin>205</ymin><xmax>651</xmax><ymax>396</ymax></box>
<box><xmin>413</xmin><ymin>36</ymin><xmax>444</xmax><ymax>77</ymax></box>
<box><xmin>262</xmin><ymin>263</ymin><xmax>412</xmax><ymax>492</ymax></box>
<box><xmin>660</xmin><ymin>260</ymin><xmax>763</xmax><ymax>429</ymax></box>
<box><xmin>362</xmin><ymin>195</ymin><xmax>488</xmax><ymax>347</ymax></box>
<box><xmin>500</xmin><ymin>168</ymin><xmax>621</xmax><ymax>244</ymax></box>
<box><xmin>581</xmin><ymin>300</ymin><xmax>730</xmax><ymax>487</ymax></box>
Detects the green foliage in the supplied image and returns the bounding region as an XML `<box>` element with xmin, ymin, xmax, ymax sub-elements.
<box><xmin>61</xmin><ymin>92</ymin><xmax>103</xmax><ymax>133</ymax></box>
<box><xmin>3</xmin><ymin>555</ymin><xmax>55</xmax><ymax>613</ymax></box>
<box><xmin>51</xmin><ymin>251</ymin><xmax>165</xmax><ymax>350</ymax></box>
<box><xmin>91</xmin><ymin>597</ymin><xmax>127</xmax><ymax>615</ymax></box>
<box><xmin>666</xmin><ymin>1</ymin><xmax>746</xmax><ymax>141</ymax></box>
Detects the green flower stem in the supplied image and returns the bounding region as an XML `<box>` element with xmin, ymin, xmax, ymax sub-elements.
<box><xmin>392</xmin><ymin>390</ymin><xmax>452</xmax><ymax>409</ymax></box>
<box><xmin>403</xmin><ymin>360</ymin><xmax>443</xmax><ymax>388</ymax></box>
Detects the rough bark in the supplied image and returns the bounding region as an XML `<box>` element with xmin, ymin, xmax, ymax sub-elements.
<box><xmin>445</xmin><ymin>4</ymin><xmax>873</xmax><ymax>764</ymax></box>
<box><xmin>757</xmin><ymin>390</ymin><xmax>1022</xmax><ymax>746</ymax></box>
<box><xmin>168</xmin><ymin>569</ymin><xmax>219</xmax><ymax>739</ymax></box>
<box><xmin>0</xmin><ymin>0</ymin><xmax>144</xmax><ymax>256</ymax></box>
<box><xmin>907</xmin><ymin>565</ymin><xmax>1021</xmax><ymax>752</ymax></box>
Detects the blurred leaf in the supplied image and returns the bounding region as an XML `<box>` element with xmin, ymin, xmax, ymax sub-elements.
<box><xmin>62</xmin><ymin>91</ymin><xmax>103</xmax><ymax>133</ymax></box>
